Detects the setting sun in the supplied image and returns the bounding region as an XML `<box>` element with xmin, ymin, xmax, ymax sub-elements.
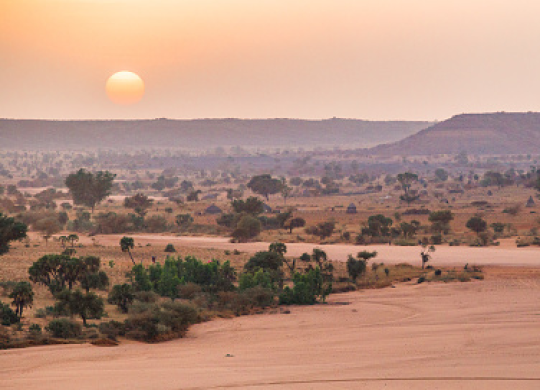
<box><xmin>106</xmin><ymin>71</ymin><xmax>145</xmax><ymax>105</ymax></box>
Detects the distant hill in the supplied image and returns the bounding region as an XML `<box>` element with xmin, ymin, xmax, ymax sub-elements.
<box><xmin>0</xmin><ymin>118</ymin><xmax>431</xmax><ymax>151</ymax></box>
<box><xmin>369</xmin><ymin>112</ymin><xmax>540</xmax><ymax>155</ymax></box>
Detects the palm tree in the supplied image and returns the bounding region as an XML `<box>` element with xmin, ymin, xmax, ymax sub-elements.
<box><xmin>58</xmin><ymin>235</ymin><xmax>69</xmax><ymax>248</ymax></box>
<box><xmin>120</xmin><ymin>236</ymin><xmax>136</xmax><ymax>265</ymax></box>
<box><xmin>9</xmin><ymin>282</ymin><xmax>34</xmax><ymax>319</ymax></box>
<box><xmin>67</xmin><ymin>234</ymin><xmax>79</xmax><ymax>248</ymax></box>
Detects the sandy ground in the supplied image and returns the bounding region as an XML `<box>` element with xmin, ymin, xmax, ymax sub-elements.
<box><xmin>84</xmin><ymin>234</ymin><xmax>540</xmax><ymax>267</ymax></box>
<box><xmin>1</xmin><ymin>272</ymin><xmax>539</xmax><ymax>389</ymax></box>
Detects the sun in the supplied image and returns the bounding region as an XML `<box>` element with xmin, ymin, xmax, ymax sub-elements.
<box><xmin>106</xmin><ymin>71</ymin><xmax>145</xmax><ymax>105</ymax></box>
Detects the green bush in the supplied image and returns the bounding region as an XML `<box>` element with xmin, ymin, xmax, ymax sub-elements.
<box><xmin>99</xmin><ymin>320</ymin><xmax>126</xmax><ymax>340</ymax></box>
<box><xmin>279</xmin><ymin>268</ymin><xmax>330</xmax><ymax>305</ymax></box>
<box><xmin>164</xmin><ymin>244</ymin><xmax>176</xmax><ymax>253</ymax></box>
<box><xmin>46</xmin><ymin>318</ymin><xmax>82</xmax><ymax>338</ymax></box>
<box><xmin>238</xmin><ymin>269</ymin><xmax>275</xmax><ymax>291</ymax></box>
<box><xmin>0</xmin><ymin>301</ymin><xmax>19</xmax><ymax>326</ymax></box>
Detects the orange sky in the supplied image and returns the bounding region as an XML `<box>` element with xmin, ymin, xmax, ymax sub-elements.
<box><xmin>1</xmin><ymin>0</ymin><xmax>540</xmax><ymax>120</ymax></box>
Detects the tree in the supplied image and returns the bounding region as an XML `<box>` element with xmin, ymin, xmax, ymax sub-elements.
<box><xmin>363</xmin><ymin>215</ymin><xmax>393</xmax><ymax>237</ymax></box>
<box><xmin>309</xmin><ymin>221</ymin><xmax>335</xmax><ymax>239</ymax></box>
<box><xmin>400</xmin><ymin>220</ymin><xmax>420</xmax><ymax>238</ymax></box>
<box><xmin>28</xmin><ymin>254</ymin><xmax>82</xmax><ymax>293</ymax></box>
<box><xmin>55</xmin><ymin>289</ymin><xmax>104</xmax><ymax>326</ymax></box>
<box><xmin>0</xmin><ymin>213</ymin><xmax>27</xmax><ymax>255</ymax></box>
<box><xmin>124</xmin><ymin>193</ymin><xmax>153</xmax><ymax>217</ymax></box>
<box><xmin>284</xmin><ymin>217</ymin><xmax>306</xmax><ymax>233</ymax></box>
<box><xmin>58</xmin><ymin>235</ymin><xmax>69</xmax><ymax>248</ymax></box>
<box><xmin>232</xmin><ymin>215</ymin><xmax>262</xmax><ymax>242</ymax></box>
<box><xmin>65</xmin><ymin>169</ymin><xmax>116</xmax><ymax>212</ymax></box>
<box><xmin>420</xmin><ymin>245</ymin><xmax>435</xmax><ymax>269</ymax></box>
<box><xmin>269</xmin><ymin>242</ymin><xmax>296</xmax><ymax>273</ymax></box>
<box><xmin>108</xmin><ymin>284</ymin><xmax>134</xmax><ymax>313</ymax></box>
<box><xmin>247</xmin><ymin>174</ymin><xmax>283</xmax><ymax>200</ymax></box>
<box><xmin>466</xmin><ymin>216</ymin><xmax>487</xmax><ymax>235</ymax></box>
<box><xmin>120</xmin><ymin>236</ymin><xmax>136</xmax><ymax>265</ymax></box>
<box><xmin>9</xmin><ymin>282</ymin><xmax>34</xmax><ymax>319</ymax></box>
<box><xmin>428</xmin><ymin>210</ymin><xmax>454</xmax><ymax>235</ymax></box>
<box><xmin>346</xmin><ymin>255</ymin><xmax>367</xmax><ymax>282</ymax></box>
<box><xmin>67</xmin><ymin>234</ymin><xmax>79</xmax><ymax>247</ymax></box>
<box><xmin>434</xmin><ymin>168</ymin><xmax>449</xmax><ymax>182</ymax></box>
<box><xmin>175</xmin><ymin>213</ymin><xmax>194</xmax><ymax>229</ymax></box>
<box><xmin>231</xmin><ymin>197</ymin><xmax>264</xmax><ymax>215</ymax></box>
<box><xmin>78</xmin><ymin>256</ymin><xmax>109</xmax><ymax>293</ymax></box>
<box><xmin>491</xmin><ymin>222</ymin><xmax>506</xmax><ymax>234</ymax></box>
<box><xmin>397</xmin><ymin>172</ymin><xmax>419</xmax><ymax>204</ymax></box>
<box><xmin>280</xmin><ymin>178</ymin><xmax>292</xmax><ymax>205</ymax></box>
<box><xmin>34</xmin><ymin>217</ymin><xmax>62</xmax><ymax>245</ymax></box>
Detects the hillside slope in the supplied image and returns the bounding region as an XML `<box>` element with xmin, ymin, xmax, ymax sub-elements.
<box><xmin>0</xmin><ymin>118</ymin><xmax>430</xmax><ymax>151</ymax></box>
<box><xmin>369</xmin><ymin>112</ymin><xmax>540</xmax><ymax>155</ymax></box>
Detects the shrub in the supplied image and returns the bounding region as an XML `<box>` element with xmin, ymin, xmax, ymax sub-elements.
<box><xmin>434</xmin><ymin>269</ymin><xmax>442</xmax><ymax>276</ymax></box>
<box><xmin>279</xmin><ymin>268</ymin><xmax>330</xmax><ymax>305</ymax></box>
<box><xmin>46</xmin><ymin>318</ymin><xmax>82</xmax><ymax>338</ymax></box>
<box><xmin>0</xmin><ymin>301</ymin><xmax>19</xmax><ymax>326</ymax></box>
<box><xmin>178</xmin><ymin>283</ymin><xmax>202</xmax><ymax>300</ymax></box>
<box><xmin>243</xmin><ymin>286</ymin><xmax>275</xmax><ymax>308</ymax></box>
<box><xmin>99</xmin><ymin>320</ymin><xmax>126</xmax><ymax>341</ymax></box>
<box><xmin>164</xmin><ymin>244</ymin><xmax>176</xmax><ymax>253</ymax></box>
<box><xmin>238</xmin><ymin>269</ymin><xmax>275</xmax><ymax>291</ymax></box>
<box><xmin>417</xmin><ymin>276</ymin><xmax>425</xmax><ymax>284</ymax></box>
<box><xmin>133</xmin><ymin>291</ymin><xmax>160</xmax><ymax>303</ymax></box>
<box><xmin>108</xmin><ymin>284</ymin><xmax>135</xmax><ymax>313</ymax></box>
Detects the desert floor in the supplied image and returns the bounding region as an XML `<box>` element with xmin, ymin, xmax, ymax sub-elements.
<box><xmin>1</xmin><ymin>266</ymin><xmax>539</xmax><ymax>390</ymax></box>
<box><xmin>84</xmin><ymin>234</ymin><xmax>540</xmax><ymax>267</ymax></box>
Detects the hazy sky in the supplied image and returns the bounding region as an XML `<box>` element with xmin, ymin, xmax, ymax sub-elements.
<box><xmin>1</xmin><ymin>0</ymin><xmax>540</xmax><ymax>120</ymax></box>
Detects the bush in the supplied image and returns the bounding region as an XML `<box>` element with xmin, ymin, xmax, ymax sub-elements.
<box><xmin>279</xmin><ymin>268</ymin><xmax>330</xmax><ymax>305</ymax></box>
<box><xmin>164</xmin><ymin>244</ymin><xmax>176</xmax><ymax>253</ymax></box>
<box><xmin>0</xmin><ymin>301</ymin><xmax>19</xmax><ymax>326</ymax></box>
<box><xmin>434</xmin><ymin>269</ymin><xmax>442</xmax><ymax>276</ymax></box>
<box><xmin>417</xmin><ymin>276</ymin><xmax>426</xmax><ymax>284</ymax></box>
<box><xmin>178</xmin><ymin>283</ymin><xmax>202</xmax><ymax>300</ymax></box>
<box><xmin>46</xmin><ymin>318</ymin><xmax>82</xmax><ymax>338</ymax></box>
<box><xmin>133</xmin><ymin>291</ymin><xmax>160</xmax><ymax>303</ymax></box>
<box><xmin>28</xmin><ymin>323</ymin><xmax>42</xmax><ymax>339</ymax></box>
<box><xmin>243</xmin><ymin>286</ymin><xmax>275</xmax><ymax>308</ymax></box>
<box><xmin>99</xmin><ymin>320</ymin><xmax>126</xmax><ymax>341</ymax></box>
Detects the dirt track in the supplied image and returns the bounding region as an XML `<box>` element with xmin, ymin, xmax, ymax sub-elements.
<box><xmin>1</xmin><ymin>273</ymin><xmax>539</xmax><ymax>389</ymax></box>
<box><xmin>85</xmin><ymin>234</ymin><xmax>540</xmax><ymax>267</ymax></box>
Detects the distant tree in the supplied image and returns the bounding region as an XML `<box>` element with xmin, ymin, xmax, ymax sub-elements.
<box><xmin>175</xmin><ymin>213</ymin><xmax>194</xmax><ymax>229</ymax></box>
<box><xmin>108</xmin><ymin>284</ymin><xmax>135</xmax><ymax>313</ymax></box>
<box><xmin>124</xmin><ymin>193</ymin><xmax>153</xmax><ymax>217</ymax></box>
<box><xmin>362</xmin><ymin>214</ymin><xmax>393</xmax><ymax>237</ymax></box>
<box><xmin>284</xmin><ymin>217</ymin><xmax>306</xmax><ymax>233</ymax></box>
<box><xmin>466</xmin><ymin>216</ymin><xmax>487</xmax><ymax>235</ymax></box>
<box><xmin>434</xmin><ymin>168</ymin><xmax>449</xmax><ymax>182</ymax></box>
<box><xmin>58</xmin><ymin>235</ymin><xmax>69</xmax><ymax>248</ymax></box>
<box><xmin>491</xmin><ymin>222</ymin><xmax>506</xmax><ymax>234</ymax></box>
<box><xmin>420</xmin><ymin>245</ymin><xmax>435</xmax><ymax>269</ymax></box>
<box><xmin>232</xmin><ymin>197</ymin><xmax>264</xmax><ymax>215</ymax></box>
<box><xmin>78</xmin><ymin>256</ymin><xmax>109</xmax><ymax>293</ymax></box>
<box><xmin>397</xmin><ymin>172</ymin><xmax>419</xmax><ymax>204</ymax></box>
<box><xmin>67</xmin><ymin>234</ymin><xmax>79</xmax><ymax>247</ymax></box>
<box><xmin>120</xmin><ymin>236</ymin><xmax>136</xmax><ymax>265</ymax></box>
<box><xmin>309</xmin><ymin>221</ymin><xmax>335</xmax><ymax>239</ymax></box>
<box><xmin>247</xmin><ymin>174</ymin><xmax>283</xmax><ymax>200</ymax></box>
<box><xmin>0</xmin><ymin>213</ymin><xmax>27</xmax><ymax>255</ymax></box>
<box><xmin>65</xmin><ymin>169</ymin><xmax>116</xmax><ymax>212</ymax></box>
<box><xmin>400</xmin><ymin>220</ymin><xmax>420</xmax><ymax>238</ymax></box>
<box><xmin>232</xmin><ymin>215</ymin><xmax>262</xmax><ymax>242</ymax></box>
<box><xmin>280</xmin><ymin>178</ymin><xmax>293</xmax><ymax>205</ymax></box>
<box><xmin>34</xmin><ymin>217</ymin><xmax>62</xmax><ymax>245</ymax></box>
<box><xmin>186</xmin><ymin>190</ymin><xmax>201</xmax><ymax>202</ymax></box>
<box><xmin>428</xmin><ymin>210</ymin><xmax>454</xmax><ymax>235</ymax></box>
<box><xmin>9</xmin><ymin>282</ymin><xmax>34</xmax><ymax>319</ymax></box>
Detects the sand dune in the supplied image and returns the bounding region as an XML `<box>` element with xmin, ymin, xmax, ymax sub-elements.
<box><xmin>1</xmin><ymin>274</ymin><xmax>539</xmax><ymax>389</ymax></box>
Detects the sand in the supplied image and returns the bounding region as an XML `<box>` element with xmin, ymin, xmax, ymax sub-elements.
<box><xmin>85</xmin><ymin>234</ymin><xmax>540</xmax><ymax>267</ymax></box>
<box><xmin>1</xmin><ymin>270</ymin><xmax>539</xmax><ymax>389</ymax></box>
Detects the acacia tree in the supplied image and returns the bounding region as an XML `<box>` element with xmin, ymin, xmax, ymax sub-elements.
<box><xmin>429</xmin><ymin>210</ymin><xmax>454</xmax><ymax>235</ymax></box>
<box><xmin>466</xmin><ymin>216</ymin><xmax>487</xmax><ymax>235</ymax></box>
<box><xmin>120</xmin><ymin>236</ymin><xmax>136</xmax><ymax>265</ymax></box>
<box><xmin>65</xmin><ymin>169</ymin><xmax>116</xmax><ymax>212</ymax></box>
<box><xmin>108</xmin><ymin>284</ymin><xmax>134</xmax><ymax>313</ymax></box>
<box><xmin>0</xmin><ymin>213</ymin><xmax>27</xmax><ymax>255</ymax></box>
<box><xmin>55</xmin><ymin>289</ymin><xmax>104</xmax><ymax>326</ymax></box>
<box><xmin>9</xmin><ymin>282</ymin><xmax>34</xmax><ymax>319</ymax></box>
<box><xmin>247</xmin><ymin>174</ymin><xmax>283</xmax><ymax>200</ymax></box>
<box><xmin>397</xmin><ymin>172</ymin><xmax>419</xmax><ymax>204</ymax></box>
<box><xmin>285</xmin><ymin>217</ymin><xmax>306</xmax><ymax>233</ymax></box>
<box><xmin>124</xmin><ymin>193</ymin><xmax>153</xmax><ymax>217</ymax></box>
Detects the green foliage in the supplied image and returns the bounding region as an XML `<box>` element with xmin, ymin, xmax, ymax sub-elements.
<box><xmin>108</xmin><ymin>284</ymin><xmax>135</xmax><ymax>313</ymax></box>
<box><xmin>175</xmin><ymin>213</ymin><xmax>193</xmax><ymax>229</ymax></box>
<box><xmin>54</xmin><ymin>289</ymin><xmax>105</xmax><ymax>326</ymax></box>
<box><xmin>46</xmin><ymin>318</ymin><xmax>82</xmax><ymax>339</ymax></box>
<box><xmin>244</xmin><ymin>251</ymin><xmax>283</xmax><ymax>272</ymax></box>
<box><xmin>124</xmin><ymin>193</ymin><xmax>153</xmax><ymax>217</ymax></box>
<box><xmin>9</xmin><ymin>281</ymin><xmax>34</xmax><ymax>319</ymax></box>
<box><xmin>65</xmin><ymin>169</ymin><xmax>116</xmax><ymax>212</ymax></box>
<box><xmin>164</xmin><ymin>244</ymin><xmax>176</xmax><ymax>253</ymax></box>
<box><xmin>429</xmin><ymin>210</ymin><xmax>454</xmax><ymax>234</ymax></box>
<box><xmin>124</xmin><ymin>301</ymin><xmax>199</xmax><ymax>342</ymax></box>
<box><xmin>308</xmin><ymin>221</ymin><xmax>335</xmax><ymax>239</ymax></box>
<box><xmin>232</xmin><ymin>215</ymin><xmax>261</xmax><ymax>241</ymax></box>
<box><xmin>238</xmin><ymin>269</ymin><xmax>276</xmax><ymax>291</ymax></box>
<box><xmin>346</xmin><ymin>256</ymin><xmax>367</xmax><ymax>282</ymax></box>
<box><xmin>0</xmin><ymin>301</ymin><xmax>19</xmax><ymax>326</ymax></box>
<box><xmin>247</xmin><ymin>174</ymin><xmax>283</xmax><ymax>200</ymax></box>
<box><xmin>129</xmin><ymin>264</ymin><xmax>153</xmax><ymax>292</ymax></box>
<box><xmin>120</xmin><ymin>236</ymin><xmax>136</xmax><ymax>264</ymax></box>
<box><xmin>232</xmin><ymin>197</ymin><xmax>264</xmax><ymax>215</ymax></box>
<box><xmin>279</xmin><ymin>268</ymin><xmax>330</xmax><ymax>305</ymax></box>
<box><xmin>434</xmin><ymin>168</ymin><xmax>449</xmax><ymax>181</ymax></box>
<box><xmin>466</xmin><ymin>216</ymin><xmax>488</xmax><ymax>235</ymax></box>
<box><xmin>491</xmin><ymin>222</ymin><xmax>506</xmax><ymax>234</ymax></box>
<box><xmin>0</xmin><ymin>213</ymin><xmax>27</xmax><ymax>255</ymax></box>
<box><xmin>363</xmin><ymin>214</ymin><xmax>393</xmax><ymax>237</ymax></box>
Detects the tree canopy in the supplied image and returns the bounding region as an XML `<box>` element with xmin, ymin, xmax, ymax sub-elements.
<box><xmin>65</xmin><ymin>169</ymin><xmax>116</xmax><ymax>212</ymax></box>
<box><xmin>0</xmin><ymin>213</ymin><xmax>27</xmax><ymax>255</ymax></box>
<box><xmin>247</xmin><ymin>174</ymin><xmax>283</xmax><ymax>200</ymax></box>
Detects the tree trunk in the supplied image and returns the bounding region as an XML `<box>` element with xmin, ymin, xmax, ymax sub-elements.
<box><xmin>128</xmin><ymin>250</ymin><xmax>136</xmax><ymax>265</ymax></box>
